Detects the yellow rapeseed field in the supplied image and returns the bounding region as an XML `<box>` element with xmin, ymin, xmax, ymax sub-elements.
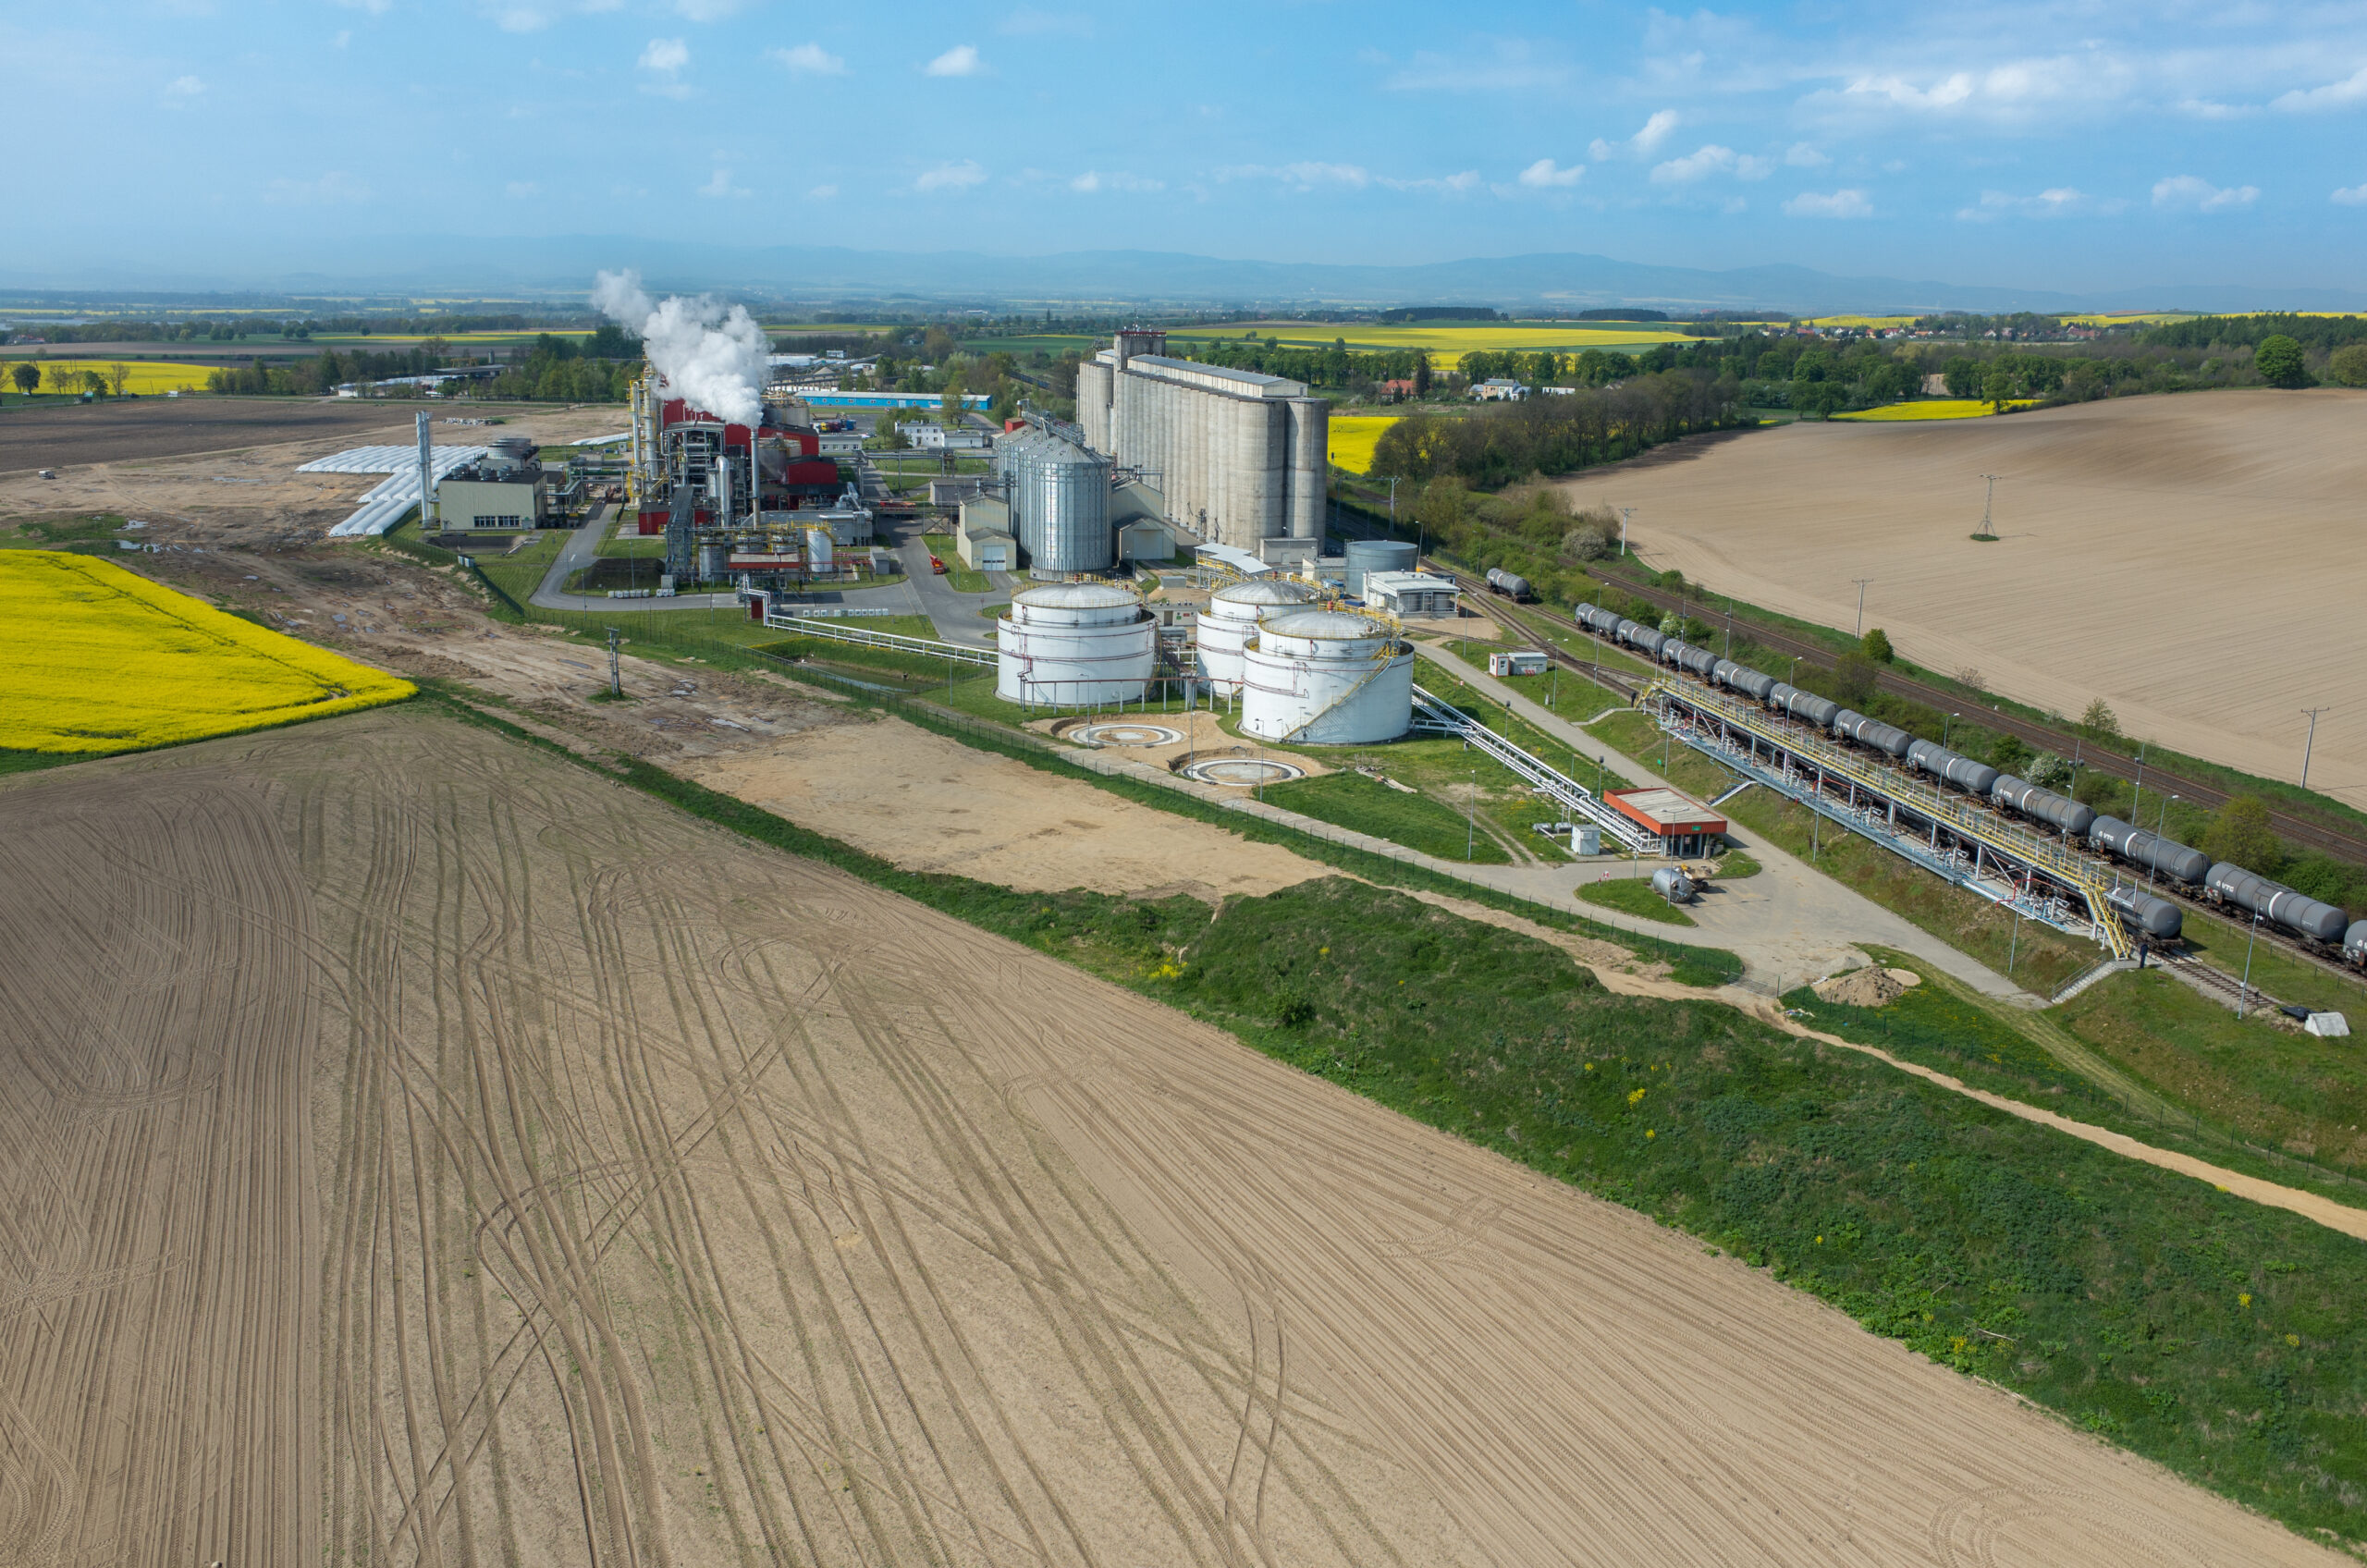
<box><xmin>1832</xmin><ymin>398</ymin><xmax>2037</xmax><ymax>423</ymax></box>
<box><xmin>0</xmin><ymin>551</ymin><xmax>414</xmax><ymax>753</ymax></box>
<box><xmin>1176</xmin><ymin>319</ymin><xmax>1696</xmax><ymax>372</ymax></box>
<box><xmin>1326</xmin><ymin>414</ymin><xmax>1403</xmax><ymax>472</ymax></box>
<box><xmin>0</xmin><ymin>359</ymin><xmax>214</xmax><ymax>396</ymax></box>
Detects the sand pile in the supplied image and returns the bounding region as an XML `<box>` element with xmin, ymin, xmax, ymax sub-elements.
<box><xmin>1813</xmin><ymin>966</ymin><xmax>1916</xmax><ymax>1008</ymax></box>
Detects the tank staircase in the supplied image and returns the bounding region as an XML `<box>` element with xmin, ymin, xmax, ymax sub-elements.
<box><xmin>763</xmin><ymin>611</ymin><xmax>994</xmax><ymax>667</ymax></box>
<box><xmin>1649</xmin><ymin>679</ymin><xmax>2134</xmax><ymax>960</ymax></box>
<box><xmin>1409</xmin><ymin>685</ymin><xmax>1660</xmax><ymax>854</ymax></box>
<box><xmin>1269</xmin><ymin>644</ymin><xmax>1404</xmax><ymax>743</ymax></box>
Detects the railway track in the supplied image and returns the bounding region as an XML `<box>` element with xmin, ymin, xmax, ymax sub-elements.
<box><xmin>1439</xmin><ymin>576</ymin><xmax>2367</xmax><ymax>993</ymax></box>
<box><xmin>1591</xmin><ymin>570</ymin><xmax>2367</xmax><ymax>870</ymax></box>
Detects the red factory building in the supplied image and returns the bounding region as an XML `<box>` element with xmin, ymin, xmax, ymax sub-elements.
<box><xmin>1603</xmin><ymin>787</ymin><xmax>1727</xmax><ymax>857</ymax></box>
<box><xmin>632</xmin><ymin>393</ymin><xmax>847</xmax><ymax>535</ymax></box>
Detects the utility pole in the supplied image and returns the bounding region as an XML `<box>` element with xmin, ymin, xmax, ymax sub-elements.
<box><xmin>1723</xmin><ymin>602</ymin><xmax>1733</xmax><ymax>659</ymax></box>
<box><xmin>1977</xmin><ymin>472</ymin><xmax>1999</xmax><ymax>535</ymax></box>
<box><xmin>2238</xmin><ymin>911</ymin><xmax>2263</xmax><ymax>1019</ymax></box>
<box><xmin>1466</xmin><ymin>765</ymin><xmax>1477</xmax><ymax>861</ymax></box>
<box><xmin>2301</xmin><ymin>707</ymin><xmax>2331</xmax><ymax>790</ymax></box>
<box><xmin>1619</xmin><ymin>507</ymin><xmax>1633</xmax><ymax>557</ymax></box>
<box><xmin>605</xmin><ymin>626</ymin><xmax>621</xmax><ymax>697</ymax></box>
<box><xmin>1850</xmin><ymin>577</ymin><xmax>1873</xmax><ymax>639</ymax></box>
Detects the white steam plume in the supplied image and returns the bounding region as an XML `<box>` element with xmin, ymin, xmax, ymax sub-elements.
<box><xmin>593</xmin><ymin>268</ymin><xmax>767</xmax><ymax>427</ymax></box>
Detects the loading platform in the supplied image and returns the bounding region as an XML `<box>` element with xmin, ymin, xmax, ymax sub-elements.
<box><xmin>1648</xmin><ymin>679</ymin><xmax>2136</xmax><ymax>959</ymax></box>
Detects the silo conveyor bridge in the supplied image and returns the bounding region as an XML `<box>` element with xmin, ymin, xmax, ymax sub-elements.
<box><xmin>1409</xmin><ymin>685</ymin><xmax>1662</xmax><ymax>854</ymax></box>
<box><xmin>1649</xmin><ymin>680</ymin><xmax>2135</xmax><ymax>959</ymax></box>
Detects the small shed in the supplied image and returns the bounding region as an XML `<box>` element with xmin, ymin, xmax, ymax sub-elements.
<box><xmin>1489</xmin><ymin>649</ymin><xmax>1550</xmax><ymax>677</ymax></box>
<box><xmin>1363</xmin><ymin>570</ymin><xmax>1461</xmax><ymax>618</ymax></box>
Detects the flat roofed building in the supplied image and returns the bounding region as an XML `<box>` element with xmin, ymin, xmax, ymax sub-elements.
<box><xmin>436</xmin><ymin>461</ymin><xmax>547</xmax><ymax>531</ymax></box>
<box><xmin>1362</xmin><ymin>570</ymin><xmax>1461</xmax><ymax>618</ymax></box>
<box><xmin>1604</xmin><ymin>787</ymin><xmax>1727</xmax><ymax>856</ymax></box>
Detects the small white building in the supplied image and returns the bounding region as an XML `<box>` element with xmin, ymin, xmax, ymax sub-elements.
<box><xmin>1489</xmin><ymin>649</ymin><xmax>1551</xmax><ymax>677</ymax></box>
<box><xmin>898</xmin><ymin>423</ymin><xmax>992</xmax><ymax>451</ymax></box>
<box><xmin>1363</xmin><ymin>570</ymin><xmax>1462</xmax><ymax>619</ymax></box>
<box><xmin>1471</xmin><ymin>379</ymin><xmax>1529</xmax><ymax>401</ymax></box>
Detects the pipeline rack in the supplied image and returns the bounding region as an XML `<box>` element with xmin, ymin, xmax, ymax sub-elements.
<box><xmin>1648</xmin><ymin>678</ymin><xmax>2136</xmax><ymax>959</ymax></box>
<box><xmin>1411</xmin><ymin>684</ymin><xmax>1662</xmax><ymax>854</ymax></box>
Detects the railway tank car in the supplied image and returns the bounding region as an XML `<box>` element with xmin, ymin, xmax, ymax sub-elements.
<box><xmin>1992</xmin><ymin>777</ymin><xmax>2095</xmax><ymax>838</ymax></box>
<box><xmin>2348</xmin><ymin>920</ymin><xmax>2367</xmax><ymax>968</ymax></box>
<box><xmin>2107</xmin><ymin>886</ymin><xmax>2184</xmax><ymax>940</ymax></box>
<box><xmin>2090</xmin><ymin>818</ymin><xmax>2210</xmax><ymax>885</ymax></box>
<box><xmin>2203</xmin><ymin>864</ymin><xmax>2350</xmax><ymax>943</ymax></box>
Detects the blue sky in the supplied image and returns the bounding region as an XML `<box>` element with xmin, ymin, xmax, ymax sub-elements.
<box><xmin>14</xmin><ymin>1</ymin><xmax>2367</xmax><ymax>292</ymax></box>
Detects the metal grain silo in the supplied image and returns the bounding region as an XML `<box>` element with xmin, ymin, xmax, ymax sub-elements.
<box><xmin>1196</xmin><ymin>577</ymin><xmax>1318</xmax><ymax>695</ymax></box>
<box><xmin>2091</xmin><ymin>818</ymin><xmax>2210</xmax><ymax>883</ymax></box>
<box><xmin>1344</xmin><ymin>539</ymin><xmax>1418</xmax><ymax>596</ymax></box>
<box><xmin>1240</xmin><ymin>608</ymin><xmax>1414</xmax><ymax>744</ymax></box>
<box><xmin>1027</xmin><ymin>438</ymin><xmax>1112</xmax><ymax>577</ymax></box>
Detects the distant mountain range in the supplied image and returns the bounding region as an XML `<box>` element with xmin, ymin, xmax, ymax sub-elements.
<box><xmin>6</xmin><ymin>239</ymin><xmax>2361</xmax><ymax>317</ymax></box>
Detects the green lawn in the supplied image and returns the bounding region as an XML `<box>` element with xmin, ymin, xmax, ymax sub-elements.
<box><xmin>472</xmin><ymin>532</ymin><xmax>570</xmax><ymax>605</ymax></box>
<box><xmin>1436</xmin><ymin>638</ymin><xmax>1628</xmax><ymax>714</ymax></box>
<box><xmin>0</xmin><ymin>513</ymin><xmax>137</xmax><ymax>554</ymax></box>
<box><xmin>922</xmin><ymin>533</ymin><xmax>990</xmax><ymax>593</ymax></box>
<box><xmin>1592</xmin><ymin>707</ymin><xmax>2094</xmax><ymax>997</ymax></box>
<box><xmin>1261</xmin><ymin>770</ymin><xmax>1512</xmax><ymax>864</ymax></box>
<box><xmin>1577</xmin><ymin>875</ymin><xmax>1698</xmax><ymax>925</ymax></box>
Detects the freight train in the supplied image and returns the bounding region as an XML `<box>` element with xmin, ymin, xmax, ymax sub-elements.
<box><xmin>1577</xmin><ymin>601</ymin><xmax>2367</xmax><ymax>965</ymax></box>
<box><xmin>1484</xmin><ymin>567</ymin><xmax>1535</xmax><ymax>602</ymax></box>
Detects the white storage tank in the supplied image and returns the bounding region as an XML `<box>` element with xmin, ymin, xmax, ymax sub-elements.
<box><xmin>995</xmin><ymin>581</ymin><xmax>1156</xmax><ymax>706</ymax></box>
<box><xmin>1196</xmin><ymin>577</ymin><xmax>1318</xmax><ymax>696</ymax></box>
<box><xmin>1240</xmin><ymin>608</ymin><xmax>1415</xmax><ymax>744</ymax></box>
<box><xmin>804</xmin><ymin>527</ymin><xmax>833</xmax><ymax>572</ymax></box>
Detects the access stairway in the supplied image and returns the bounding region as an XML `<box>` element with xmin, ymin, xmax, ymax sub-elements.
<box><xmin>1409</xmin><ymin>685</ymin><xmax>1660</xmax><ymax>854</ymax></box>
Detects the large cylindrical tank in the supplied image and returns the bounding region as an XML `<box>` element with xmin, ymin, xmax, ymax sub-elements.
<box><xmin>1486</xmin><ymin>567</ymin><xmax>1532</xmax><ymax>600</ymax></box>
<box><xmin>697</xmin><ymin>542</ymin><xmax>729</xmax><ymax>581</ymax></box>
<box><xmin>2091</xmin><ymin>817</ymin><xmax>2210</xmax><ymax>884</ymax></box>
<box><xmin>1768</xmin><ymin>681</ymin><xmax>1799</xmax><ymax>712</ymax></box>
<box><xmin>1240</xmin><ymin>608</ymin><xmax>1415</xmax><ymax>744</ymax></box>
<box><xmin>1344</xmin><ymin>538</ymin><xmax>1417</xmax><ymax>596</ymax></box>
<box><xmin>1580</xmin><ymin>605</ymin><xmax>1625</xmax><ymax>637</ymax></box>
<box><xmin>1196</xmin><ymin>577</ymin><xmax>1318</xmax><ymax>695</ymax></box>
<box><xmin>1992</xmin><ymin>776</ymin><xmax>2096</xmax><ymax>836</ymax></box>
<box><xmin>2108</xmin><ymin>886</ymin><xmax>2184</xmax><ymax>939</ymax></box>
<box><xmin>1650</xmin><ymin>868</ymin><xmax>1697</xmax><ymax>903</ymax></box>
<box><xmin>1944</xmin><ymin>756</ymin><xmax>2001</xmax><ymax>794</ymax></box>
<box><xmin>1680</xmin><ymin>646</ymin><xmax>1717</xmax><ymax>677</ymax></box>
<box><xmin>2347</xmin><ymin>919</ymin><xmax>2367</xmax><ymax>962</ymax></box>
<box><xmin>995</xmin><ymin>582</ymin><xmax>1155</xmax><ymax>705</ymax></box>
<box><xmin>804</xmin><ymin>528</ymin><xmax>833</xmax><ymax>571</ymax></box>
<box><xmin>2205</xmin><ymin>864</ymin><xmax>2349</xmax><ymax>941</ymax></box>
<box><xmin>1832</xmin><ymin>708</ymin><xmax>1867</xmax><ymax>736</ymax></box>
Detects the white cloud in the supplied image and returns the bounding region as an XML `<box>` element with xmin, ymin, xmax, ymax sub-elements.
<box><xmin>1784</xmin><ymin>188</ymin><xmax>1872</xmax><ymax>218</ymax></box>
<box><xmin>674</xmin><ymin>0</ymin><xmax>742</xmax><ymax>18</ymax></box>
<box><xmin>497</xmin><ymin>7</ymin><xmax>547</xmax><ymax>31</ymax></box>
<box><xmin>1517</xmin><ymin>158</ymin><xmax>1584</xmax><ymax>189</ymax></box>
<box><xmin>1589</xmin><ymin>109</ymin><xmax>1679</xmax><ymax>161</ymax></box>
<box><xmin>1956</xmin><ymin>187</ymin><xmax>2102</xmax><ymax>221</ymax></box>
<box><xmin>2152</xmin><ymin>174</ymin><xmax>2258</xmax><ymax>212</ymax></box>
<box><xmin>924</xmin><ymin>43</ymin><xmax>981</xmax><ymax>77</ymax></box>
<box><xmin>506</xmin><ymin>180</ymin><xmax>542</xmax><ymax>199</ymax></box>
<box><xmin>1650</xmin><ymin>144</ymin><xmax>1772</xmax><ymax>183</ymax></box>
<box><xmin>265</xmin><ymin>171</ymin><xmax>371</xmax><ymax>205</ymax></box>
<box><xmin>2335</xmin><ymin>182</ymin><xmax>2367</xmax><ymax>206</ymax></box>
<box><xmin>160</xmin><ymin>74</ymin><xmax>205</xmax><ymax>109</ymax></box>
<box><xmin>698</xmin><ymin>167</ymin><xmax>750</xmax><ymax>199</ymax></box>
<box><xmin>639</xmin><ymin>37</ymin><xmax>689</xmax><ymax>72</ymax></box>
<box><xmin>2273</xmin><ymin>64</ymin><xmax>2367</xmax><ymax>111</ymax></box>
<box><xmin>769</xmin><ymin>43</ymin><xmax>845</xmax><ymax>76</ymax></box>
<box><xmin>1845</xmin><ymin>70</ymin><xmax>1974</xmax><ymax>110</ymax></box>
<box><xmin>331</xmin><ymin>30</ymin><xmax>352</xmax><ymax>47</ymax></box>
<box><xmin>1219</xmin><ymin>162</ymin><xmax>1371</xmax><ymax>192</ymax></box>
<box><xmin>809</xmin><ymin>183</ymin><xmax>839</xmax><ymax>199</ymax></box>
<box><xmin>335</xmin><ymin>0</ymin><xmax>391</xmax><ymax>12</ymax></box>
<box><xmin>2177</xmin><ymin>98</ymin><xmax>2257</xmax><ymax>120</ymax></box>
<box><xmin>914</xmin><ymin>159</ymin><xmax>987</xmax><ymax>192</ymax></box>
<box><xmin>1381</xmin><ymin>169</ymin><xmax>1481</xmax><ymax>194</ymax></box>
<box><xmin>1071</xmin><ymin>169</ymin><xmax>1163</xmax><ymax>193</ymax></box>
<box><xmin>1784</xmin><ymin>141</ymin><xmax>1827</xmax><ymax>167</ymax></box>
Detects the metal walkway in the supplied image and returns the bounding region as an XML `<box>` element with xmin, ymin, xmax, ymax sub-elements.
<box><xmin>1409</xmin><ymin>684</ymin><xmax>1660</xmax><ymax>854</ymax></box>
<box><xmin>764</xmin><ymin>611</ymin><xmax>995</xmax><ymax>667</ymax></box>
<box><xmin>1650</xmin><ymin>680</ymin><xmax>2133</xmax><ymax>958</ymax></box>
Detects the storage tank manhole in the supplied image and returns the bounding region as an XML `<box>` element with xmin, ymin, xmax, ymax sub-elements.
<box><xmin>1182</xmin><ymin>757</ymin><xmax>1306</xmax><ymax>787</ymax></box>
<box><xmin>1073</xmin><ymin>722</ymin><xmax>1185</xmax><ymax>748</ymax></box>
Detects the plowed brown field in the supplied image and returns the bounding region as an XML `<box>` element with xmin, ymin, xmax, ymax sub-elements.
<box><xmin>1570</xmin><ymin>390</ymin><xmax>2367</xmax><ymax>807</ymax></box>
<box><xmin>0</xmin><ymin>706</ymin><xmax>2340</xmax><ymax>1567</ymax></box>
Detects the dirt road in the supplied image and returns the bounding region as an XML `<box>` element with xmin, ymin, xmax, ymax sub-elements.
<box><xmin>0</xmin><ymin>707</ymin><xmax>2337</xmax><ymax>1566</ymax></box>
<box><xmin>1564</xmin><ymin>390</ymin><xmax>2367</xmax><ymax>806</ymax></box>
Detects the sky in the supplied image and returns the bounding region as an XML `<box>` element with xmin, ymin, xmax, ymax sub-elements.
<box><xmin>11</xmin><ymin>0</ymin><xmax>2367</xmax><ymax>294</ymax></box>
